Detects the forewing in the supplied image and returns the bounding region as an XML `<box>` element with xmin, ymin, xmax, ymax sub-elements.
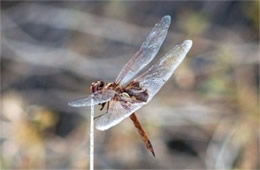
<box><xmin>68</xmin><ymin>90</ymin><xmax>116</xmax><ymax>107</ymax></box>
<box><xmin>116</xmin><ymin>15</ymin><xmax>171</xmax><ymax>86</ymax></box>
<box><xmin>135</xmin><ymin>40</ymin><xmax>193</xmax><ymax>102</ymax></box>
<box><xmin>95</xmin><ymin>100</ymin><xmax>145</xmax><ymax>130</ymax></box>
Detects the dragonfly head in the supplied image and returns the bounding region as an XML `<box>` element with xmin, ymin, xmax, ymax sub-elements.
<box><xmin>90</xmin><ymin>80</ymin><xmax>105</xmax><ymax>93</ymax></box>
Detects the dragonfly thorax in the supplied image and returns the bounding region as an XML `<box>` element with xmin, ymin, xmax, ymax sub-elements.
<box><xmin>90</xmin><ymin>81</ymin><xmax>120</xmax><ymax>93</ymax></box>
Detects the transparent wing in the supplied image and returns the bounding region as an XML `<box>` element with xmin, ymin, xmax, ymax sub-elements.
<box><xmin>95</xmin><ymin>99</ymin><xmax>145</xmax><ymax>130</ymax></box>
<box><xmin>135</xmin><ymin>40</ymin><xmax>193</xmax><ymax>102</ymax></box>
<box><xmin>116</xmin><ymin>15</ymin><xmax>171</xmax><ymax>86</ymax></box>
<box><xmin>68</xmin><ymin>90</ymin><xmax>116</xmax><ymax>107</ymax></box>
<box><xmin>95</xmin><ymin>40</ymin><xmax>192</xmax><ymax>131</ymax></box>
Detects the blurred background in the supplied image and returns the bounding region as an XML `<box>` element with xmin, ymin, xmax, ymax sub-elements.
<box><xmin>1</xmin><ymin>1</ymin><xmax>259</xmax><ymax>169</ymax></box>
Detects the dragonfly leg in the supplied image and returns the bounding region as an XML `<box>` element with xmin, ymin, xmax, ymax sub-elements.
<box><xmin>94</xmin><ymin>114</ymin><xmax>104</xmax><ymax>120</ymax></box>
<box><xmin>130</xmin><ymin>113</ymin><xmax>155</xmax><ymax>157</ymax></box>
<box><xmin>95</xmin><ymin>102</ymin><xmax>110</xmax><ymax>120</ymax></box>
<box><xmin>106</xmin><ymin>101</ymin><xmax>110</xmax><ymax>113</ymax></box>
<box><xmin>99</xmin><ymin>102</ymin><xmax>106</xmax><ymax>111</ymax></box>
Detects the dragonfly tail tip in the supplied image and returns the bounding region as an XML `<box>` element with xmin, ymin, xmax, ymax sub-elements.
<box><xmin>151</xmin><ymin>150</ymin><xmax>156</xmax><ymax>157</ymax></box>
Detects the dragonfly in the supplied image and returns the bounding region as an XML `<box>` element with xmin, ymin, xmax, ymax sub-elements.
<box><xmin>68</xmin><ymin>15</ymin><xmax>192</xmax><ymax>157</ymax></box>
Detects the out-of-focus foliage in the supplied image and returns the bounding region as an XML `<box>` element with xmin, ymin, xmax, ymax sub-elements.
<box><xmin>1</xmin><ymin>1</ymin><xmax>259</xmax><ymax>169</ymax></box>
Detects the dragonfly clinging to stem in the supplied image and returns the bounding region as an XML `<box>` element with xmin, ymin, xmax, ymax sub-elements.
<box><xmin>69</xmin><ymin>15</ymin><xmax>193</xmax><ymax>157</ymax></box>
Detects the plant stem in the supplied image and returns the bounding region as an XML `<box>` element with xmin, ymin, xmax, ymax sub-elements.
<box><xmin>90</xmin><ymin>97</ymin><xmax>94</xmax><ymax>170</ymax></box>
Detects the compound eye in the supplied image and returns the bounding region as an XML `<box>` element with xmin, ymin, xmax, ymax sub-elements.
<box><xmin>99</xmin><ymin>82</ymin><xmax>104</xmax><ymax>87</ymax></box>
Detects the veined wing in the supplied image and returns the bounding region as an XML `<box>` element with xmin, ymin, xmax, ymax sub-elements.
<box><xmin>68</xmin><ymin>90</ymin><xmax>116</xmax><ymax>107</ymax></box>
<box><xmin>115</xmin><ymin>15</ymin><xmax>171</xmax><ymax>86</ymax></box>
<box><xmin>95</xmin><ymin>40</ymin><xmax>192</xmax><ymax>131</ymax></box>
<box><xmin>135</xmin><ymin>40</ymin><xmax>193</xmax><ymax>102</ymax></box>
<box><xmin>96</xmin><ymin>99</ymin><xmax>145</xmax><ymax>130</ymax></box>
